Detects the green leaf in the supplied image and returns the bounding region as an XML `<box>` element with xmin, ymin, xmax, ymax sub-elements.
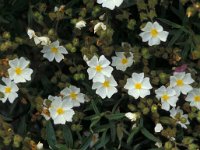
<box><xmin>46</xmin><ymin>121</ymin><xmax>57</xmax><ymax>150</ymax></box>
<box><xmin>95</xmin><ymin>130</ymin><xmax>109</xmax><ymax>149</ymax></box>
<box><xmin>110</xmin><ymin>122</ymin><xmax>116</xmax><ymax>142</ymax></box>
<box><xmin>127</xmin><ymin>127</ymin><xmax>140</xmax><ymax>144</ymax></box>
<box><xmin>80</xmin><ymin>135</ymin><xmax>92</xmax><ymax>150</ymax></box>
<box><xmin>168</xmin><ymin>29</ymin><xmax>183</xmax><ymax>47</ymax></box>
<box><xmin>91</xmin><ymin>99</ymin><xmax>100</xmax><ymax>114</ymax></box>
<box><xmin>141</xmin><ymin>127</ymin><xmax>160</xmax><ymax>142</ymax></box>
<box><xmin>105</xmin><ymin>113</ymin><xmax>125</xmax><ymax>120</ymax></box>
<box><xmin>158</xmin><ymin>18</ymin><xmax>182</xmax><ymax>28</ymax></box>
<box><xmin>63</xmin><ymin>125</ymin><xmax>73</xmax><ymax>148</ymax></box>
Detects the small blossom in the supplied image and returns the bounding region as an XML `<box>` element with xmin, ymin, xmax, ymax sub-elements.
<box><xmin>111</xmin><ymin>52</ymin><xmax>134</xmax><ymax>71</ymax></box>
<box><xmin>170</xmin><ymin>72</ymin><xmax>194</xmax><ymax>95</ymax></box>
<box><xmin>125</xmin><ymin>112</ymin><xmax>137</xmax><ymax>122</ymax></box>
<box><xmin>0</xmin><ymin>77</ymin><xmax>19</xmax><ymax>103</ymax></box>
<box><xmin>36</xmin><ymin>141</ymin><xmax>43</xmax><ymax>150</ymax></box>
<box><xmin>34</xmin><ymin>36</ymin><xmax>51</xmax><ymax>46</ymax></box>
<box><xmin>124</xmin><ymin>73</ymin><xmax>152</xmax><ymax>99</ymax></box>
<box><xmin>92</xmin><ymin>75</ymin><xmax>117</xmax><ymax>99</ymax></box>
<box><xmin>154</xmin><ymin>123</ymin><xmax>163</xmax><ymax>133</ymax></box>
<box><xmin>8</xmin><ymin>57</ymin><xmax>33</xmax><ymax>83</ymax></box>
<box><xmin>97</xmin><ymin>0</ymin><xmax>123</xmax><ymax>10</ymax></box>
<box><xmin>155</xmin><ymin>142</ymin><xmax>162</xmax><ymax>148</ymax></box>
<box><xmin>27</xmin><ymin>29</ymin><xmax>36</xmax><ymax>39</ymax></box>
<box><xmin>61</xmin><ymin>85</ymin><xmax>85</xmax><ymax>107</ymax></box>
<box><xmin>170</xmin><ymin>106</ymin><xmax>189</xmax><ymax>129</ymax></box>
<box><xmin>87</xmin><ymin>55</ymin><xmax>113</xmax><ymax>82</ymax></box>
<box><xmin>75</xmin><ymin>20</ymin><xmax>86</xmax><ymax>30</ymax></box>
<box><xmin>139</xmin><ymin>21</ymin><xmax>169</xmax><ymax>46</ymax></box>
<box><xmin>41</xmin><ymin>40</ymin><xmax>68</xmax><ymax>62</ymax></box>
<box><xmin>155</xmin><ymin>86</ymin><xmax>178</xmax><ymax>111</ymax></box>
<box><xmin>49</xmin><ymin>96</ymin><xmax>75</xmax><ymax>124</ymax></box>
<box><xmin>174</xmin><ymin>64</ymin><xmax>187</xmax><ymax>73</ymax></box>
<box><xmin>186</xmin><ymin>88</ymin><xmax>200</xmax><ymax>110</ymax></box>
<box><xmin>90</xmin><ymin>133</ymin><xmax>99</xmax><ymax>147</ymax></box>
<box><xmin>94</xmin><ymin>22</ymin><xmax>106</xmax><ymax>33</ymax></box>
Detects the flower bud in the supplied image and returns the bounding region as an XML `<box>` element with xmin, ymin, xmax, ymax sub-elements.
<box><xmin>164</xmin><ymin>141</ymin><xmax>173</xmax><ymax>150</ymax></box>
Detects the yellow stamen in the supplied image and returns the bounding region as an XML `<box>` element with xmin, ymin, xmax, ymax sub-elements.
<box><xmin>5</xmin><ymin>87</ymin><xmax>11</xmax><ymax>93</ymax></box>
<box><xmin>70</xmin><ymin>92</ymin><xmax>77</xmax><ymax>100</ymax></box>
<box><xmin>51</xmin><ymin>47</ymin><xmax>58</xmax><ymax>53</ymax></box>
<box><xmin>135</xmin><ymin>83</ymin><xmax>142</xmax><ymax>89</ymax></box>
<box><xmin>176</xmin><ymin>79</ymin><xmax>184</xmax><ymax>86</ymax></box>
<box><xmin>162</xmin><ymin>94</ymin><xmax>169</xmax><ymax>101</ymax></box>
<box><xmin>103</xmin><ymin>81</ymin><xmax>110</xmax><ymax>87</ymax></box>
<box><xmin>95</xmin><ymin>65</ymin><xmax>102</xmax><ymax>72</ymax></box>
<box><xmin>194</xmin><ymin>95</ymin><xmax>200</xmax><ymax>102</ymax></box>
<box><xmin>150</xmin><ymin>29</ymin><xmax>158</xmax><ymax>37</ymax></box>
<box><xmin>57</xmin><ymin>108</ymin><xmax>64</xmax><ymax>115</ymax></box>
<box><xmin>15</xmin><ymin>67</ymin><xmax>22</xmax><ymax>75</ymax></box>
<box><xmin>121</xmin><ymin>58</ymin><xmax>128</xmax><ymax>64</ymax></box>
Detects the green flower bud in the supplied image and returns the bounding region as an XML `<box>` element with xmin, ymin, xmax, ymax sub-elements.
<box><xmin>159</xmin><ymin>72</ymin><xmax>169</xmax><ymax>84</ymax></box>
<box><xmin>71</xmin><ymin>124</ymin><xmax>77</xmax><ymax>131</ymax></box>
<box><xmin>164</xmin><ymin>141</ymin><xmax>173</xmax><ymax>150</ymax></box>
<box><xmin>188</xmin><ymin>143</ymin><xmax>199</xmax><ymax>150</ymax></box>
<box><xmin>72</xmin><ymin>38</ymin><xmax>79</xmax><ymax>47</ymax></box>
<box><xmin>3</xmin><ymin>137</ymin><xmax>12</xmax><ymax>145</ymax></box>
<box><xmin>128</xmin><ymin>104</ymin><xmax>137</xmax><ymax>111</ymax></box>
<box><xmin>13</xmin><ymin>134</ymin><xmax>23</xmax><ymax>148</ymax></box>
<box><xmin>60</xmin><ymin>74</ymin><xmax>68</xmax><ymax>82</ymax></box>
<box><xmin>73</xmin><ymin>74</ymin><xmax>80</xmax><ymax>81</ymax></box>
<box><xmin>180</xmin><ymin>117</ymin><xmax>187</xmax><ymax>124</ymax></box>
<box><xmin>127</xmin><ymin>19</ymin><xmax>136</xmax><ymax>30</ymax></box>
<box><xmin>2</xmin><ymin>32</ymin><xmax>11</xmax><ymax>39</ymax></box>
<box><xmin>65</xmin><ymin>8</ymin><xmax>72</xmax><ymax>17</ymax></box>
<box><xmin>188</xmin><ymin>112</ymin><xmax>196</xmax><ymax>120</ymax></box>
<box><xmin>141</xmin><ymin>48</ymin><xmax>151</xmax><ymax>59</ymax></box>
<box><xmin>79</xmin><ymin>8</ymin><xmax>87</xmax><ymax>17</ymax></box>
<box><xmin>142</xmin><ymin>107</ymin><xmax>150</xmax><ymax>115</ymax></box>
<box><xmin>151</xmin><ymin>104</ymin><xmax>158</xmax><ymax>113</ymax></box>
<box><xmin>92</xmin><ymin>6</ymin><xmax>101</xmax><ymax>17</ymax></box>
<box><xmin>182</xmin><ymin>136</ymin><xmax>194</xmax><ymax>145</ymax></box>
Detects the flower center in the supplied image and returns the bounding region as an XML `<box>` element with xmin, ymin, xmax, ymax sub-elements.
<box><xmin>70</xmin><ymin>92</ymin><xmax>78</xmax><ymax>100</ymax></box>
<box><xmin>176</xmin><ymin>79</ymin><xmax>184</xmax><ymax>86</ymax></box>
<box><xmin>135</xmin><ymin>83</ymin><xmax>142</xmax><ymax>89</ymax></box>
<box><xmin>51</xmin><ymin>47</ymin><xmax>58</xmax><ymax>53</ymax></box>
<box><xmin>15</xmin><ymin>67</ymin><xmax>22</xmax><ymax>75</ymax></box>
<box><xmin>162</xmin><ymin>94</ymin><xmax>169</xmax><ymax>101</ymax></box>
<box><xmin>121</xmin><ymin>58</ymin><xmax>128</xmax><ymax>64</ymax></box>
<box><xmin>150</xmin><ymin>29</ymin><xmax>158</xmax><ymax>37</ymax></box>
<box><xmin>194</xmin><ymin>95</ymin><xmax>200</xmax><ymax>102</ymax></box>
<box><xmin>57</xmin><ymin>108</ymin><xmax>64</xmax><ymax>115</ymax></box>
<box><xmin>5</xmin><ymin>87</ymin><xmax>11</xmax><ymax>93</ymax></box>
<box><xmin>95</xmin><ymin>65</ymin><xmax>102</xmax><ymax>72</ymax></box>
<box><xmin>102</xmin><ymin>81</ymin><xmax>110</xmax><ymax>87</ymax></box>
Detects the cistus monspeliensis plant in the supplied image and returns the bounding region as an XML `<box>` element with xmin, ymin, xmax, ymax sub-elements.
<box><xmin>1</xmin><ymin>0</ymin><xmax>200</xmax><ymax>149</ymax></box>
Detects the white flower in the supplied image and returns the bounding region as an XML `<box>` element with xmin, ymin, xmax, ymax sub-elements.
<box><xmin>97</xmin><ymin>0</ymin><xmax>123</xmax><ymax>10</ymax></box>
<box><xmin>111</xmin><ymin>52</ymin><xmax>134</xmax><ymax>71</ymax></box>
<box><xmin>90</xmin><ymin>133</ymin><xmax>99</xmax><ymax>148</ymax></box>
<box><xmin>8</xmin><ymin>57</ymin><xmax>33</xmax><ymax>83</ymax></box>
<box><xmin>170</xmin><ymin>72</ymin><xmax>194</xmax><ymax>95</ymax></box>
<box><xmin>92</xmin><ymin>75</ymin><xmax>117</xmax><ymax>99</ymax></box>
<box><xmin>27</xmin><ymin>29</ymin><xmax>50</xmax><ymax>45</ymax></box>
<box><xmin>154</xmin><ymin>123</ymin><xmax>163</xmax><ymax>133</ymax></box>
<box><xmin>170</xmin><ymin>106</ymin><xmax>189</xmax><ymax>129</ymax></box>
<box><xmin>34</xmin><ymin>36</ymin><xmax>51</xmax><ymax>46</ymax></box>
<box><xmin>125</xmin><ymin>112</ymin><xmax>137</xmax><ymax>122</ymax></box>
<box><xmin>155</xmin><ymin>86</ymin><xmax>178</xmax><ymax>111</ymax></box>
<box><xmin>41</xmin><ymin>40</ymin><xmax>68</xmax><ymax>62</ymax></box>
<box><xmin>75</xmin><ymin>20</ymin><xmax>86</xmax><ymax>30</ymax></box>
<box><xmin>186</xmin><ymin>88</ymin><xmax>200</xmax><ymax>110</ymax></box>
<box><xmin>49</xmin><ymin>96</ymin><xmax>75</xmax><ymax>124</ymax></box>
<box><xmin>36</xmin><ymin>141</ymin><xmax>43</xmax><ymax>150</ymax></box>
<box><xmin>124</xmin><ymin>73</ymin><xmax>152</xmax><ymax>99</ymax></box>
<box><xmin>155</xmin><ymin>142</ymin><xmax>162</xmax><ymax>148</ymax></box>
<box><xmin>87</xmin><ymin>55</ymin><xmax>113</xmax><ymax>82</ymax></box>
<box><xmin>139</xmin><ymin>21</ymin><xmax>169</xmax><ymax>46</ymax></box>
<box><xmin>0</xmin><ymin>77</ymin><xmax>19</xmax><ymax>103</ymax></box>
<box><xmin>94</xmin><ymin>22</ymin><xmax>107</xmax><ymax>33</ymax></box>
<box><xmin>61</xmin><ymin>85</ymin><xmax>85</xmax><ymax>107</ymax></box>
<box><xmin>27</xmin><ymin>29</ymin><xmax>36</xmax><ymax>39</ymax></box>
